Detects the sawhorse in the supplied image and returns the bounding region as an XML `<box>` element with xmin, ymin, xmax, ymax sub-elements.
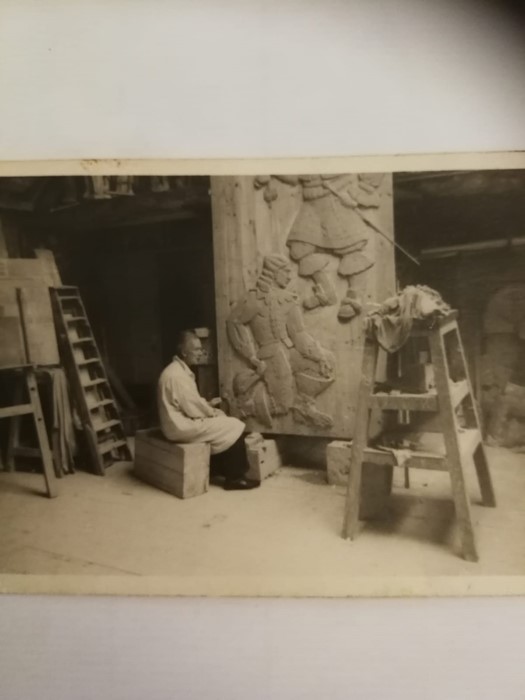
<box><xmin>1</xmin><ymin>365</ymin><xmax>58</xmax><ymax>498</ymax></box>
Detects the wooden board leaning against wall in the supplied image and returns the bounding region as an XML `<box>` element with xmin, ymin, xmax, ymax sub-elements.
<box><xmin>0</xmin><ymin>255</ymin><xmax>60</xmax><ymax>368</ymax></box>
<box><xmin>211</xmin><ymin>174</ymin><xmax>395</xmax><ymax>439</ymax></box>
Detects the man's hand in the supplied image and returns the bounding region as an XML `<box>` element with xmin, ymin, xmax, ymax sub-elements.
<box><xmin>209</xmin><ymin>397</ymin><xmax>223</xmax><ymax>408</ymax></box>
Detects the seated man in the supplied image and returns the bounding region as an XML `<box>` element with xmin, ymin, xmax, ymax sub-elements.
<box><xmin>157</xmin><ymin>329</ymin><xmax>259</xmax><ymax>491</ymax></box>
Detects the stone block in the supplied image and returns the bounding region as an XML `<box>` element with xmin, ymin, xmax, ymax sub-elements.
<box><xmin>327</xmin><ymin>440</ymin><xmax>352</xmax><ymax>486</ymax></box>
<box><xmin>326</xmin><ymin>440</ymin><xmax>393</xmax><ymax>519</ymax></box>
<box><xmin>134</xmin><ymin>428</ymin><xmax>210</xmax><ymax>499</ymax></box>
<box><xmin>245</xmin><ymin>434</ymin><xmax>282</xmax><ymax>482</ymax></box>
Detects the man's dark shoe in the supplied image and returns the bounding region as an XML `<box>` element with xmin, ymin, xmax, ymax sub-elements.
<box><xmin>223</xmin><ymin>478</ymin><xmax>260</xmax><ymax>491</ymax></box>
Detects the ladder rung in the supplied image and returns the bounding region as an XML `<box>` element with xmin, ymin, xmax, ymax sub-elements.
<box><xmin>71</xmin><ymin>337</ymin><xmax>95</xmax><ymax>345</ymax></box>
<box><xmin>370</xmin><ymin>391</ymin><xmax>438</xmax><ymax>412</ymax></box>
<box><xmin>95</xmin><ymin>419</ymin><xmax>121</xmax><ymax>433</ymax></box>
<box><xmin>65</xmin><ymin>316</ymin><xmax>87</xmax><ymax>323</ymax></box>
<box><xmin>88</xmin><ymin>399</ymin><xmax>114</xmax><ymax>409</ymax></box>
<box><xmin>98</xmin><ymin>438</ymin><xmax>128</xmax><ymax>455</ymax></box>
<box><xmin>57</xmin><ymin>295</ymin><xmax>81</xmax><ymax>302</ymax></box>
<box><xmin>83</xmin><ymin>378</ymin><xmax>107</xmax><ymax>388</ymax></box>
<box><xmin>77</xmin><ymin>358</ymin><xmax>101</xmax><ymax>366</ymax></box>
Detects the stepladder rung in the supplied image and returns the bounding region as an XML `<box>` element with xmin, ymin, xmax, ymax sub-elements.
<box><xmin>64</xmin><ymin>315</ymin><xmax>88</xmax><ymax>323</ymax></box>
<box><xmin>78</xmin><ymin>357</ymin><xmax>102</xmax><ymax>367</ymax></box>
<box><xmin>87</xmin><ymin>398</ymin><xmax>114</xmax><ymax>409</ymax></box>
<box><xmin>94</xmin><ymin>419</ymin><xmax>122</xmax><ymax>433</ymax></box>
<box><xmin>56</xmin><ymin>295</ymin><xmax>82</xmax><ymax>302</ymax></box>
<box><xmin>369</xmin><ymin>391</ymin><xmax>438</xmax><ymax>412</ymax></box>
<box><xmin>82</xmin><ymin>377</ymin><xmax>107</xmax><ymax>388</ymax></box>
<box><xmin>363</xmin><ymin>428</ymin><xmax>482</xmax><ymax>472</ymax></box>
<box><xmin>71</xmin><ymin>337</ymin><xmax>95</xmax><ymax>345</ymax></box>
<box><xmin>98</xmin><ymin>438</ymin><xmax>128</xmax><ymax>455</ymax></box>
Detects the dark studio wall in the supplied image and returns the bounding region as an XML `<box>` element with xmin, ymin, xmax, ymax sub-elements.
<box><xmin>393</xmin><ymin>171</ymin><xmax>525</xmax><ymax>400</ymax></box>
<box><xmin>28</xmin><ymin>212</ymin><xmax>217</xmax><ymax>414</ymax></box>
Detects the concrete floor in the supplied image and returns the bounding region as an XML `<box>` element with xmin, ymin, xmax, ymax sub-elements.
<box><xmin>0</xmin><ymin>446</ymin><xmax>524</xmax><ymax>593</ymax></box>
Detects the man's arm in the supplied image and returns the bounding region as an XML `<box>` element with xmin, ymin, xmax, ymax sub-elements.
<box><xmin>166</xmin><ymin>373</ymin><xmax>214</xmax><ymax>419</ymax></box>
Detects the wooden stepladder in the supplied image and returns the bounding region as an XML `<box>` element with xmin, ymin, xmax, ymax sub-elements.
<box><xmin>51</xmin><ymin>286</ymin><xmax>132</xmax><ymax>475</ymax></box>
<box><xmin>342</xmin><ymin>311</ymin><xmax>496</xmax><ymax>562</ymax></box>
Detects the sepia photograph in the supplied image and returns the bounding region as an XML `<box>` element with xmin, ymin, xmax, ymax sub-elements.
<box><xmin>0</xmin><ymin>166</ymin><xmax>524</xmax><ymax>595</ymax></box>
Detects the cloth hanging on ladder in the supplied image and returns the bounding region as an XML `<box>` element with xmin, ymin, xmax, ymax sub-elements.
<box><xmin>42</xmin><ymin>367</ymin><xmax>77</xmax><ymax>475</ymax></box>
<box><xmin>365</xmin><ymin>285</ymin><xmax>451</xmax><ymax>353</ymax></box>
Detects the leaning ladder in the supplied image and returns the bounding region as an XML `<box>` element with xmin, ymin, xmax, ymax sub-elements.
<box><xmin>51</xmin><ymin>286</ymin><xmax>132</xmax><ymax>475</ymax></box>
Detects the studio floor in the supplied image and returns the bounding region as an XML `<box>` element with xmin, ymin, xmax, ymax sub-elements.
<box><xmin>0</xmin><ymin>445</ymin><xmax>524</xmax><ymax>593</ymax></box>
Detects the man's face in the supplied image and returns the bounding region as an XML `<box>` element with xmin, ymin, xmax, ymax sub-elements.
<box><xmin>180</xmin><ymin>335</ymin><xmax>203</xmax><ymax>365</ymax></box>
<box><xmin>275</xmin><ymin>264</ymin><xmax>292</xmax><ymax>289</ymax></box>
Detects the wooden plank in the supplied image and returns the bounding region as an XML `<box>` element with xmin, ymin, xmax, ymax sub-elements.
<box><xmin>0</xmin><ymin>312</ymin><xmax>26</xmax><ymax>367</ymax></box>
<box><xmin>34</xmin><ymin>249</ymin><xmax>62</xmax><ymax>286</ymax></box>
<box><xmin>0</xmin><ymin>403</ymin><xmax>33</xmax><ymax>419</ymax></box>
<box><xmin>0</xmin><ymin>283</ymin><xmax>59</xmax><ymax>366</ymax></box>
<box><xmin>0</xmin><ymin>258</ymin><xmax>56</xmax><ymax>287</ymax></box>
<box><xmin>370</xmin><ymin>391</ymin><xmax>438</xmax><ymax>411</ymax></box>
<box><xmin>211</xmin><ymin>174</ymin><xmax>395</xmax><ymax>439</ymax></box>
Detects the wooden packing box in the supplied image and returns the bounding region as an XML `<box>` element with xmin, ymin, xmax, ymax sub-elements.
<box><xmin>134</xmin><ymin>429</ymin><xmax>210</xmax><ymax>499</ymax></box>
<box><xmin>327</xmin><ymin>440</ymin><xmax>393</xmax><ymax>519</ymax></box>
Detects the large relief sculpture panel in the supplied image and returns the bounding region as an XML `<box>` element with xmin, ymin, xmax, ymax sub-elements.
<box><xmin>211</xmin><ymin>173</ymin><xmax>395</xmax><ymax>438</ymax></box>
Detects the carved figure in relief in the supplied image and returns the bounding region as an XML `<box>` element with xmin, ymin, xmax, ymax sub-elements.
<box><xmin>227</xmin><ymin>254</ymin><xmax>336</xmax><ymax>429</ymax></box>
<box><xmin>254</xmin><ymin>174</ymin><xmax>383</xmax><ymax>321</ymax></box>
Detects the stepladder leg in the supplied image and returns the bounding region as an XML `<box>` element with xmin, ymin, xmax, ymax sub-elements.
<box><xmin>26</xmin><ymin>370</ymin><xmax>59</xmax><ymax>498</ymax></box>
<box><xmin>473</xmin><ymin>442</ymin><xmax>496</xmax><ymax>507</ymax></box>
<box><xmin>449</xmin><ymin>323</ymin><xmax>496</xmax><ymax>510</ymax></box>
<box><xmin>342</xmin><ymin>340</ymin><xmax>378</xmax><ymax>540</ymax></box>
<box><xmin>343</xmin><ymin>446</ymin><xmax>364</xmax><ymax>540</ymax></box>
<box><xmin>430</xmin><ymin>329</ymin><xmax>479</xmax><ymax>562</ymax></box>
<box><xmin>447</xmin><ymin>455</ymin><xmax>479</xmax><ymax>562</ymax></box>
<box><xmin>6</xmin><ymin>416</ymin><xmax>21</xmax><ymax>472</ymax></box>
<box><xmin>6</xmin><ymin>380</ymin><xmax>24</xmax><ymax>471</ymax></box>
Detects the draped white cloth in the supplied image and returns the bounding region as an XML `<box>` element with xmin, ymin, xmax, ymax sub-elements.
<box><xmin>157</xmin><ymin>357</ymin><xmax>244</xmax><ymax>454</ymax></box>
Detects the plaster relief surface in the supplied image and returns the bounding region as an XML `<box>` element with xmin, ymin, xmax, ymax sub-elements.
<box><xmin>227</xmin><ymin>254</ymin><xmax>335</xmax><ymax>430</ymax></box>
<box><xmin>211</xmin><ymin>174</ymin><xmax>394</xmax><ymax>438</ymax></box>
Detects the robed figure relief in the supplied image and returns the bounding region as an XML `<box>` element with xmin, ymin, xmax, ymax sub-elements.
<box><xmin>254</xmin><ymin>174</ymin><xmax>383</xmax><ymax>321</ymax></box>
<box><xmin>211</xmin><ymin>174</ymin><xmax>394</xmax><ymax>439</ymax></box>
<box><xmin>226</xmin><ymin>254</ymin><xmax>336</xmax><ymax>430</ymax></box>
